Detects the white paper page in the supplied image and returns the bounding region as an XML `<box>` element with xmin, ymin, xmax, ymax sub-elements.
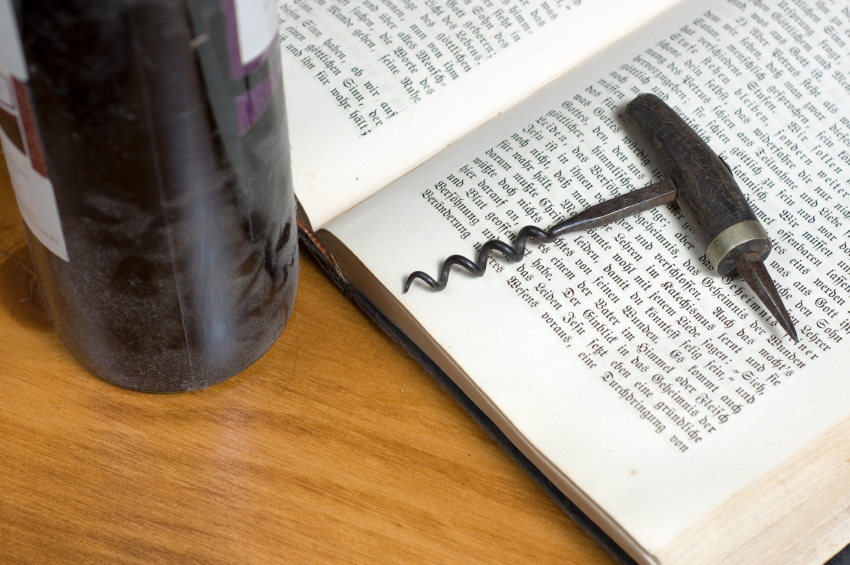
<box><xmin>277</xmin><ymin>0</ymin><xmax>681</xmax><ymax>228</ymax></box>
<box><xmin>328</xmin><ymin>0</ymin><xmax>850</xmax><ymax>554</ymax></box>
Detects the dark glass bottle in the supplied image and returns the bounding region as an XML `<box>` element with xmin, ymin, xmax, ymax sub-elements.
<box><xmin>1</xmin><ymin>0</ymin><xmax>297</xmax><ymax>391</ymax></box>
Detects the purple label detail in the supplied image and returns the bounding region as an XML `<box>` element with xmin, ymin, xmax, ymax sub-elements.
<box><xmin>234</xmin><ymin>59</ymin><xmax>281</xmax><ymax>136</ymax></box>
<box><xmin>222</xmin><ymin>0</ymin><xmax>275</xmax><ymax>79</ymax></box>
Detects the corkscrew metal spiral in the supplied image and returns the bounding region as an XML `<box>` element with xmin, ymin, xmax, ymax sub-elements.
<box><xmin>403</xmin><ymin>179</ymin><xmax>677</xmax><ymax>293</ymax></box>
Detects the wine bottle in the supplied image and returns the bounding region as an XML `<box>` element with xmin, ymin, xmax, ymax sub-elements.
<box><xmin>0</xmin><ymin>0</ymin><xmax>298</xmax><ymax>392</ymax></box>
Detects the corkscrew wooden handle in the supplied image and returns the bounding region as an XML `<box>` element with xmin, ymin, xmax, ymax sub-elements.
<box><xmin>623</xmin><ymin>94</ymin><xmax>770</xmax><ymax>276</ymax></box>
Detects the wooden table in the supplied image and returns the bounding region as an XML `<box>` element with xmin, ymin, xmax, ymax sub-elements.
<box><xmin>0</xmin><ymin>154</ymin><xmax>615</xmax><ymax>564</ymax></box>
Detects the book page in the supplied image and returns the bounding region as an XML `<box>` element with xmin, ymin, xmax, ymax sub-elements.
<box><xmin>325</xmin><ymin>0</ymin><xmax>850</xmax><ymax>560</ymax></box>
<box><xmin>277</xmin><ymin>0</ymin><xmax>681</xmax><ymax>228</ymax></box>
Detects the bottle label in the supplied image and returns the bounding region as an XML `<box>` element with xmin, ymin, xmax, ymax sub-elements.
<box><xmin>213</xmin><ymin>0</ymin><xmax>283</xmax><ymax>136</ymax></box>
<box><xmin>0</xmin><ymin>0</ymin><xmax>69</xmax><ymax>261</ymax></box>
<box><xmin>226</xmin><ymin>0</ymin><xmax>278</xmax><ymax>78</ymax></box>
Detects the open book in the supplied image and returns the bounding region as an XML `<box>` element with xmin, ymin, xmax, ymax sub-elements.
<box><xmin>278</xmin><ymin>0</ymin><xmax>850</xmax><ymax>562</ymax></box>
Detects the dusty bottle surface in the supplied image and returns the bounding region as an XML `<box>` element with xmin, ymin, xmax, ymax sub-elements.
<box><xmin>0</xmin><ymin>0</ymin><xmax>298</xmax><ymax>392</ymax></box>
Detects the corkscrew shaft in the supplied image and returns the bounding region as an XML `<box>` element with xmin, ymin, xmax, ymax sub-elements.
<box><xmin>403</xmin><ymin>179</ymin><xmax>676</xmax><ymax>293</ymax></box>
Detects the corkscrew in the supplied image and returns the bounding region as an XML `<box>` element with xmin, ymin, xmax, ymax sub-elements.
<box><xmin>404</xmin><ymin>93</ymin><xmax>798</xmax><ymax>342</ymax></box>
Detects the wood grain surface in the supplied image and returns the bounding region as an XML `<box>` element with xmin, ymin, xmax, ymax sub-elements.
<box><xmin>0</xmin><ymin>153</ymin><xmax>615</xmax><ymax>564</ymax></box>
